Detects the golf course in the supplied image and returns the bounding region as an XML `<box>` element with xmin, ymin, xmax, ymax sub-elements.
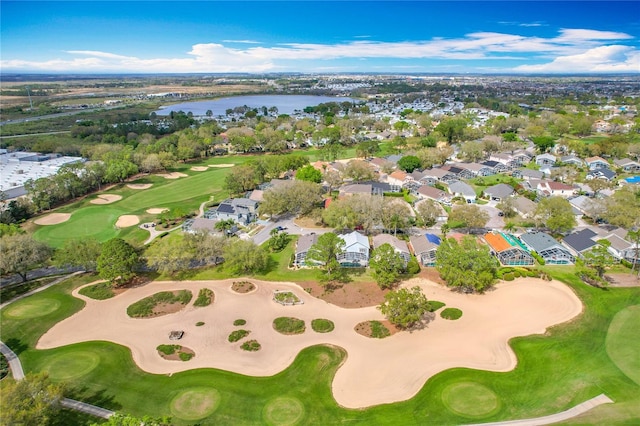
<box><xmin>1</xmin><ymin>265</ymin><xmax>639</xmax><ymax>425</ymax></box>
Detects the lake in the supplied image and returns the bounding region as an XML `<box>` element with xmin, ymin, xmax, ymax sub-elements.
<box><xmin>156</xmin><ymin>95</ymin><xmax>359</xmax><ymax>116</ymax></box>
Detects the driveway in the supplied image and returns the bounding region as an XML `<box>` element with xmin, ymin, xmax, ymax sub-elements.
<box><xmin>251</xmin><ymin>215</ymin><xmax>333</xmax><ymax>246</ymax></box>
<box><xmin>478</xmin><ymin>203</ymin><xmax>505</xmax><ymax>230</ymax></box>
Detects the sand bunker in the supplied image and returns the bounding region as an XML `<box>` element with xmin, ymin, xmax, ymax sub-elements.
<box><xmin>90</xmin><ymin>194</ymin><xmax>122</xmax><ymax>205</ymax></box>
<box><xmin>115</xmin><ymin>215</ymin><xmax>140</xmax><ymax>228</ymax></box>
<box><xmin>146</xmin><ymin>208</ymin><xmax>169</xmax><ymax>215</ymax></box>
<box><xmin>38</xmin><ymin>277</ymin><xmax>581</xmax><ymax>408</ymax></box>
<box><xmin>157</xmin><ymin>172</ymin><xmax>188</xmax><ymax>179</ymax></box>
<box><xmin>208</xmin><ymin>164</ymin><xmax>234</xmax><ymax>168</ymax></box>
<box><xmin>190</xmin><ymin>166</ymin><xmax>208</xmax><ymax>172</ymax></box>
<box><xmin>34</xmin><ymin>213</ymin><xmax>72</xmax><ymax>226</ymax></box>
<box><xmin>127</xmin><ymin>183</ymin><xmax>153</xmax><ymax>190</ymax></box>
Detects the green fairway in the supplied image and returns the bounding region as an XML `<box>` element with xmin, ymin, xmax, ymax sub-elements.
<box><xmin>170</xmin><ymin>388</ymin><xmax>221</xmax><ymax>421</ymax></box>
<box><xmin>3</xmin><ymin>298</ymin><xmax>61</xmax><ymax>319</ymax></box>
<box><xmin>2</xmin><ymin>271</ymin><xmax>640</xmax><ymax>424</ymax></box>
<box><xmin>42</xmin><ymin>350</ymin><xmax>100</xmax><ymax>381</ymax></box>
<box><xmin>262</xmin><ymin>396</ymin><xmax>306</xmax><ymax>425</ymax></box>
<box><xmin>606</xmin><ymin>305</ymin><xmax>640</xmax><ymax>386</ymax></box>
<box><xmin>32</xmin><ymin>163</ymin><xmax>233</xmax><ymax>247</ymax></box>
<box><xmin>441</xmin><ymin>382</ymin><xmax>500</xmax><ymax>418</ymax></box>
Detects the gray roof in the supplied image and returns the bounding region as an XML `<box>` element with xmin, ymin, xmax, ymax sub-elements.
<box><xmin>518</xmin><ymin>169</ymin><xmax>544</xmax><ymax>179</ymax></box>
<box><xmin>563</xmin><ymin>228</ymin><xmax>598</xmax><ymax>253</ymax></box>
<box><xmin>448</xmin><ymin>181</ymin><xmax>476</xmax><ymax>198</ymax></box>
<box><xmin>484</xmin><ymin>183</ymin><xmax>514</xmax><ymax>198</ymax></box>
<box><xmin>296</xmin><ymin>234</ymin><xmax>318</xmax><ymax>254</ymax></box>
<box><xmin>372</xmin><ymin>234</ymin><xmax>409</xmax><ymax>254</ymax></box>
<box><xmin>520</xmin><ymin>232</ymin><xmax>560</xmax><ymax>252</ymax></box>
<box><xmin>409</xmin><ymin>235</ymin><xmax>439</xmax><ymax>255</ymax></box>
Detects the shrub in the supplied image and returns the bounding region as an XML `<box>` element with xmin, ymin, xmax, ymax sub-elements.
<box><xmin>441</xmin><ymin>308</ymin><xmax>463</xmax><ymax>320</ymax></box>
<box><xmin>406</xmin><ymin>256</ymin><xmax>421</xmax><ymax>274</ymax></box>
<box><xmin>157</xmin><ymin>344</ymin><xmax>180</xmax><ymax>355</ymax></box>
<box><xmin>273</xmin><ymin>291</ymin><xmax>300</xmax><ymax>304</ymax></box>
<box><xmin>503</xmin><ymin>273</ymin><xmax>515</xmax><ymax>281</ymax></box>
<box><xmin>78</xmin><ymin>282</ymin><xmax>115</xmax><ymax>300</ymax></box>
<box><xmin>233</xmin><ymin>319</ymin><xmax>246</xmax><ymax>326</ymax></box>
<box><xmin>179</xmin><ymin>352</ymin><xmax>194</xmax><ymax>361</ymax></box>
<box><xmin>228</xmin><ymin>329</ymin><xmax>250</xmax><ymax>342</ymax></box>
<box><xmin>127</xmin><ymin>290</ymin><xmax>192</xmax><ymax>318</ymax></box>
<box><xmin>273</xmin><ymin>317</ymin><xmax>306</xmax><ymax>334</ymax></box>
<box><xmin>311</xmin><ymin>319</ymin><xmax>335</xmax><ymax>333</ymax></box>
<box><xmin>427</xmin><ymin>300</ymin><xmax>446</xmax><ymax>312</ymax></box>
<box><xmin>241</xmin><ymin>340</ymin><xmax>261</xmax><ymax>351</ymax></box>
<box><xmin>370</xmin><ymin>321</ymin><xmax>391</xmax><ymax>338</ymax></box>
<box><xmin>193</xmin><ymin>288</ymin><xmax>214</xmax><ymax>307</ymax></box>
<box><xmin>195</xmin><ymin>321</ymin><xmax>205</xmax><ymax>326</ymax></box>
<box><xmin>531</xmin><ymin>252</ymin><xmax>546</xmax><ymax>265</ymax></box>
<box><xmin>513</xmin><ymin>270</ymin><xmax>521</xmax><ymax>278</ymax></box>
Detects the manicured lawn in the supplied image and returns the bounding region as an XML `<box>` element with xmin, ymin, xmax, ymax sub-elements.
<box><xmin>2</xmin><ymin>269</ymin><xmax>640</xmax><ymax>424</ymax></box>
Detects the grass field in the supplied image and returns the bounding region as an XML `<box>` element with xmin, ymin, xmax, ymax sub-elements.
<box><xmin>1</xmin><ymin>271</ymin><xmax>640</xmax><ymax>424</ymax></box>
<box><xmin>32</xmin><ymin>161</ymin><xmax>235</xmax><ymax>247</ymax></box>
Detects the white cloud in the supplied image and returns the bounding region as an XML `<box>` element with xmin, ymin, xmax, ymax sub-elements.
<box><xmin>514</xmin><ymin>45</ymin><xmax>640</xmax><ymax>73</ymax></box>
<box><xmin>1</xmin><ymin>28</ymin><xmax>637</xmax><ymax>73</ymax></box>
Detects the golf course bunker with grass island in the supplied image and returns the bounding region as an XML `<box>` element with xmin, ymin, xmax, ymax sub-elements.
<box><xmin>37</xmin><ymin>277</ymin><xmax>582</xmax><ymax>408</ymax></box>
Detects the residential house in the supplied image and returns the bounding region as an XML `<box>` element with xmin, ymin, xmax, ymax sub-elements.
<box><xmin>339</xmin><ymin>183</ymin><xmax>374</xmax><ymax>197</ymax></box>
<box><xmin>182</xmin><ymin>218</ymin><xmax>219</xmax><ymax>235</ymax></box>
<box><xmin>483</xmin><ymin>183</ymin><xmax>515</xmax><ymax>202</ymax></box>
<box><xmin>568</xmin><ymin>195</ymin><xmax>595</xmax><ymax>217</ymax></box>
<box><xmin>512</xmin><ymin>168</ymin><xmax>544</xmax><ymax>180</ymax></box>
<box><xmin>512</xmin><ymin>196</ymin><xmax>537</xmax><ymax>218</ymax></box>
<box><xmin>368</xmin><ymin>157</ymin><xmax>394</xmax><ymax>172</ymax></box>
<box><xmin>613</xmin><ymin>158</ymin><xmax>640</xmax><ymax>173</ymax></box>
<box><xmin>459</xmin><ymin>162</ymin><xmax>495</xmax><ymax>177</ymax></box>
<box><xmin>535</xmin><ymin>153</ymin><xmax>557</xmax><ymax>167</ymax></box>
<box><xmin>386</xmin><ymin>170</ymin><xmax>410</xmax><ymax>191</ymax></box>
<box><xmin>448</xmin><ymin>181</ymin><xmax>477</xmax><ymax>203</ymax></box>
<box><xmin>372</xmin><ymin>234</ymin><xmax>411</xmax><ymax>265</ymax></box>
<box><xmin>563</xmin><ymin>228</ymin><xmax>599</xmax><ymax>258</ymax></box>
<box><xmin>293</xmin><ymin>233</ymin><xmax>319</xmax><ymax>267</ymax></box>
<box><xmin>205</xmin><ymin>198</ymin><xmax>259</xmax><ymax>225</ymax></box>
<box><xmin>442</xmin><ymin>164</ymin><xmax>474</xmax><ymax>180</ymax></box>
<box><xmin>586</xmin><ymin>168</ymin><xmax>616</xmax><ymax>181</ymax></box>
<box><xmin>420</xmin><ymin>168</ymin><xmax>457</xmax><ymax>185</ymax></box>
<box><xmin>585</xmin><ymin>156</ymin><xmax>609</xmax><ymax>171</ymax></box>
<box><xmin>409</xmin><ymin>233</ymin><xmax>441</xmax><ymax>266</ymax></box>
<box><xmin>537</xmin><ymin>180</ymin><xmax>577</xmax><ymax>197</ymax></box>
<box><xmin>482</xmin><ymin>160</ymin><xmax>509</xmax><ymax>174</ymax></box>
<box><xmin>337</xmin><ymin>231</ymin><xmax>370</xmax><ymax>267</ymax></box>
<box><xmin>483</xmin><ymin>232</ymin><xmax>534</xmax><ymax>266</ymax></box>
<box><xmin>520</xmin><ymin>231</ymin><xmax>575</xmax><ymax>264</ymax></box>
<box><xmin>416</xmin><ymin>185</ymin><xmax>453</xmax><ymax>205</ymax></box>
<box><xmin>560</xmin><ymin>155</ymin><xmax>584</xmax><ymax>167</ymax></box>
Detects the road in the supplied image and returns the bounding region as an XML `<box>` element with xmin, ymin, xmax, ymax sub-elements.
<box><xmin>0</xmin><ymin>105</ymin><xmax>123</xmax><ymax>126</ymax></box>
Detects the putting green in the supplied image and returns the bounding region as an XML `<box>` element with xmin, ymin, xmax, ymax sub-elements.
<box><xmin>263</xmin><ymin>397</ymin><xmax>305</xmax><ymax>426</ymax></box>
<box><xmin>43</xmin><ymin>351</ymin><xmax>100</xmax><ymax>381</ymax></box>
<box><xmin>441</xmin><ymin>382</ymin><xmax>500</xmax><ymax>418</ymax></box>
<box><xmin>170</xmin><ymin>388</ymin><xmax>221</xmax><ymax>421</ymax></box>
<box><xmin>4</xmin><ymin>298</ymin><xmax>61</xmax><ymax>319</ymax></box>
<box><xmin>606</xmin><ymin>305</ymin><xmax>640</xmax><ymax>386</ymax></box>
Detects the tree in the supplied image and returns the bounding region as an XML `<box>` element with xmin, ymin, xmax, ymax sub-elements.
<box><xmin>627</xmin><ymin>229</ymin><xmax>640</xmax><ymax>276</ymax></box>
<box><xmin>534</xmin><ymin>197</ymin><xmax>576</xmax><ymax>234</ymax></box>
<box><xmin>97</xmin><ymin>238</ymin><xmax>139</xmax><ymax>286</ymax></box>
<box><xmin>496</xmin><ymin>197</ymin><xmax>517</xmax><ymax>218</ymax></box>
<box><xmin>448</xmin><ymin>204</ymin><xmax>490</xmax><ymax>230</ymax></box>
<box><xmin>144</xmin><ymin>237</ymin><xmax>194</xmax><ymax>276</ymax></box>
<box><xmin>268</xmin><ymin>229</ymin><xmax>289</xmax><ymax>252</ymax></box>
<box><xmin>416</xmin><ymin>199</ymin><xmax>441</xmax><ymax>227</ymax></box>
<box><xmin>323</xmin><ymin>169</ymin><xmax>342</xmax><ymax>195</ymax></box>
<box><xmin>0</xmin><ymin>373</ymin><xmax>64</xmax><ymax>426</ymax></box>
<box><xmin>224</xmin><ymin>165</ymin><xmax>258</xmax><ymax>196</ymax></box>
<box><xmin>184</xmin><ymin>232</ymin><xmax>226</xmax><ymax>264</ymax></box>
<box><xmin>582</xmin><ymin>242</ymin><xmax>615</xmax><ymax>280</ymax></box>
<box><xmin>435</xmin><ymin>117</ymin><xmax>468</xmax><ymax>144</ymax></box>
<box><xmin>215</xmin><ymin>219</ymin><xmax>237</xmax><ymax>236</ymax></box>
<box><xmin>397</xmin><ymin>155</ymin><xmax>421</xmax><ymax>173</ymax></box>
<box><xmin>381</xmin><ymin>199</ymin><xmax>412</xmax><ymax>236</ymax></box>
<box><xmin>343</xmin><ymin>160</ymin><xmax>376</xmax><ymax>182</ymax></box>
<box><xmin>378</xmin><ymin>286</ymin><xmax>430</xmax><ymax>329</ymax></box>
<box><xmin>295</xmin><ymin>164</ymin><xmax>322</xmax><ymax>183</ymax></box>
<box><xmin>53</xmin><ymin>238</ymin><xmax>102</xmax><ymax>271</ymax></box>
<box><xmin>0</xmin><ymin>234</ymin><xmax>52</xmax><ymax>282</ymax></box>
<box><xmin>306</xmin><ymin>232</ymin><xmax>345</xmax><ymax>281</ymax></box>
<box><xmin>459</xmin><ymin>141</ymin><xmax>485</xmax><ymax>162</ymax></box>
<box><xmin>602</xmin><ymin>186</ymin><xmax>640</xmax><ymax>229</ymax></box>
<box><xmin>369</xmin><ymin>243</ymin><xmax>406</xmax><ymax>289</ymax></box>
<box><xmin>436</xmin><ymin>236</ymin><xmax>498</xmax><ymax>293</ymax></box>
<box><xmin>223</xmin><ymin>239</ymin><xmax>268</xmax><ymax>274</ymax></box>
<box><xmin>531</xmin><ymin>135</ymin><xmax>556</xmax><ymax>153</ymax></box>
<box><xmin>259</xmin><ymin>181</ymin><xmax>324</xmax><ymax>217</ymax></box>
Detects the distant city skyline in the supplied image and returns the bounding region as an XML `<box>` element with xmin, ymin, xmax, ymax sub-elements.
<box><xmin>1</xmin><ymin>1</ymin><xmax>638</xmax><ymax>74</ymax></box>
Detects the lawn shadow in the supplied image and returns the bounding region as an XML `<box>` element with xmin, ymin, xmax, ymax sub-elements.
<box><xmin>4</xmin><ymin>337</ymin><xmax>28</xmax><ymax>356</ymax></box>
<box><xmin>70</xmin><ymin>385</ymin><xmax>123</xmax><ymax>412</ymax></box>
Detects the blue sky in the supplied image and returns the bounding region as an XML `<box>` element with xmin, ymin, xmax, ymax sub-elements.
<box><xmin>1</xmin><ymin>1</ymin><xmax>639</xmax><ymax>74</ymax></box>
